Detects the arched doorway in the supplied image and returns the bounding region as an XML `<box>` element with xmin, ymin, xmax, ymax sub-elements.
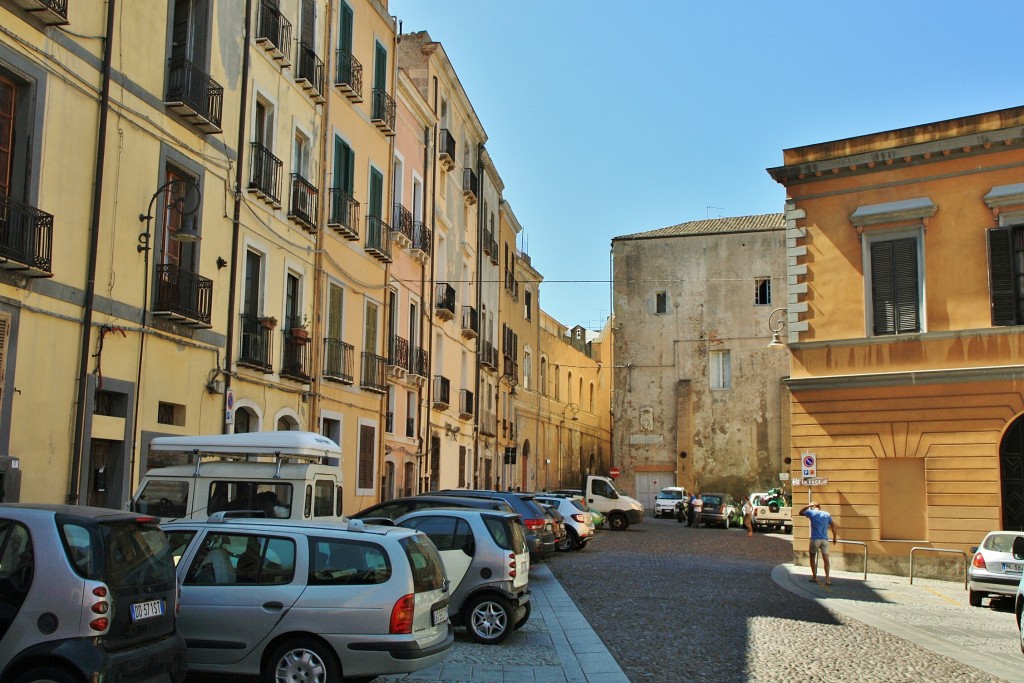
<box><xmin>1001</xmin><ymin>415</ymin><xmax>1024</xmax><ymax>530</ymax></box>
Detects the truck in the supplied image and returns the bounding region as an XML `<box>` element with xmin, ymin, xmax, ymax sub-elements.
<box><xmin>750</xmin><ymin>488</ymin><xmax>792</xmax><ymax>533</ymax></box>
<box><xmin>580</xmin><ymin>475</ymin><xmax>645</xmax><ymax>531</ymax></box>
<box><xmin>129</xmin><ymin>431</ymin><xmax>344</xmax><ymax>523</ymax></box>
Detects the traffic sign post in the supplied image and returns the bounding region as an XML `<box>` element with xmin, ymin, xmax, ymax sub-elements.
<box><xmin>609</xmin><ymin>467</ymin><xmax>621</xmax><ymax>479</ymax></box>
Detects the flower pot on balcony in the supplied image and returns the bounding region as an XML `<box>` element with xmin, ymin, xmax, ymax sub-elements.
<box><xmin>260</xmin><ymin>317</ymin><xmax>278</xmax><ymax>330</ymax></box>
<box><xmin>290</xmin><ymin>327</ymin><xmax>309</xmax><ymax>344</ymax></box>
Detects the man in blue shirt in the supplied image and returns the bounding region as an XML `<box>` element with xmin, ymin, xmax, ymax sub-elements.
<box><xmin>798</xmin><ymin>502</ymin><xmax>837</xmax><ymax>585</ymax></box>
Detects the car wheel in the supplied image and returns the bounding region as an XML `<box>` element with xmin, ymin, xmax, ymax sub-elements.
<box><xmin>784</xmin><ymin>525</ymin><xmax>792</xmax><ymax>534</ymax></box>
<box><xmin>465</xmin><ymin>593</ymin><xmax>514</xmax><ymax>644</ymax></box>
<box><xmin>608</xmin><ymin>513</ymin><xmax>629</xmax><ymax>531</ymax></box>
<box><xmin>557</xmin><ymin>528</ymin><xmax>578</xmax><ymax>552</ymax></box>
<box><xmin>514</xmin><ymin>600</ymin><xmax>532</xmax><ymax>630</ymax></box>
<box><xmin>575</xmin><ymin>539</ymin><xmax>588</xmax><ymax>551</ymax></box>
<box><xmin>263</xmin><ymin>637</ymin><xmax>339</xmax><ymax>683</ymax></box>
<box><xmin>1019</xmin><ymin>609</ymin><xmax>1024</xmax><ymax>654</ymax></box>
<box><xmin>723</xmin><ymin>515</ymin><xmax>730</xmax><ymax>530</ymax></box>
<box><xmin>11</xmin><ymin>668</ymin><xmax>78</xmax><ymax>683</ymax></box>
<box><xmin>968</xmin><ymin>589</ymin><xmax>982</xmax><ymax>607</ymax></box>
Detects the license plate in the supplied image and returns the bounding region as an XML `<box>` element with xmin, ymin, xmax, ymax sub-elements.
<box><xmin>130</xmin><ymin>599</ymin><xmax>165</xmax><ymax>622</ymax></box>
<box><xmin>432</xmin><ymin>605</ymin><xmax>448</xmax><ymax>625</ymax></box>
<box><xmin>520</xmin><ymin>560</ymin><xmax>528</xmax><ymax>574</ymax></box>
<box><xmin>1004</xmin><ymin>562</ymin><xmax>1024</xmax><ymax>573</ymax></box>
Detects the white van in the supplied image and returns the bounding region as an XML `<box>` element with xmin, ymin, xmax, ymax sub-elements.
<box><xmin>130</xmin><ymin>431</ymin><xmax>344</xmax><ymax>523</ymax></box>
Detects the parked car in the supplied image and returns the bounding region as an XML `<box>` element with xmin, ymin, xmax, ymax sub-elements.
<box><xmin>434</xmin><ymin>490</ymin><xmax>556</xmax><ymax>560</ymax></box>
<box><xmin>0</xmin><ymin>504</ymin><xmax>187</xmax><ymax>683</ymax></box>
<box><xmin>700</xmin><ymin>493</ymin><xmax>738</xmax><ymax>528</ymax></box>
<box><xmin>535</xmin><ymin>494</ymin><xmax>595</xmax><ymax>551</ymax></box>
<box><xmin>654</xmin><ymin>486</ymin><xmax>687</xmax><ymax>518</ymax></box>
<box><xmin>352</xmin><ymin>494</ymin><xmax>515</xmax><ymax>523</ymax></box>
<box><xmin>540</xmin><ymin>503</ymin><xmax>568</xmax><ymax>551</ymax></box>
<box><xmin>968</xmin><ymin>530</ymin><xmax>1024</xmax><ymax>606</ymax></box>
<box><xmin>394</xmin><ymin>509</ymin><xmax>531</xmax><ymax>644</ymax></box>
<box><xmin>541</xmin><ymin>490</ymin><xmax>605</xmax><ymax>529</ymax></box>
<box><xmin>163</xmin><ymin>515</ymin><xmax>453</xmax><ymax>681</ymax></box>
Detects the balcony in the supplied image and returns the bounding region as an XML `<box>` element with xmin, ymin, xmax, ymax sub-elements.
<box><xmin>165</xmin><ymin>58</ymin><xmax>223</xmax><ymax>134</ymax></box>
<box><xmin>11</xmin><ymin>0</ymin><xmax>68</xmax><ymax>25</ymax></box>
<box><xmin>480</xmin><ymin>341</ymin><xmax>498</xmax><ymax>372</ymax></box>
<box><xmin>461</xmin><ymin>306</ymin><xmax>478</xmax><ymax>340</ymax></box>
<box><xmin>434</xmin><ymin>282</ymin><xmax>455</xmax><ymax>321</ymax></box>
<box><xmin>409</xmin><ymin>346</ymin><xmax>429</xmax><ymax>384</ymax></box>
<box><xmin>459</xmin><ymin>389</ymin><xmax>474</xmax><ymax>420</ymax></box>
<box><xmin>438</xmin><ymin>129</ymin><xmax>456</xmax><ymax>171</ymax></box>
<box><xmin>0</xmin><ymin>194</ymin><xmax>53</xmax><ymax>276</ymax></box>
<box><xmin>152</xmin><ymin>264</ymin><xmax>213</xmax><ymax>327</ymax></box>
<box><xmin>371</xmin><ymin>88</ymin><xmax>396</xmax><ymax>136</ymax></box>
<box><xmin>238</xmin><ymin>314</ymin><xmax>273</xmax><ymax>373</ymax></box>
<box><xmin>480</xmin><ymin>409</ymin><xmax>496</xmax><ymax>437</ymax></box>
<box><xmin>388</xmin><ymin>334</ymin><xmax>409</xmax><ymax>380</ymax></box>
<box><xmin>295</xmin><ymin>43</ymin><xmax>325</xmax><ymax>103</ymax></box>
<box><xmin>503</xmin><ymin>355</ymin><xmax>519</xmax><ymax>384</ymax></box>
<box><xmin>361</xmin><ymin>352</ymin><xmax>387</xmax><ymax>393</ymax></box>
<box><xmin>481</xmin><ymin>228</ymin><xmax>494</xmax><ymax>258</ymax></box>
<box><xmin>288</xmin><ymin>173</ymin><xmax>319</xmax><ymax>233</ymax></box>
<box><xmin>248</xmin><ymin>142</ymin><xmax>283</xmax><ymax>206</ymax></box>
<box><xmin>326</xmin><ymin>188</ymin><xmax>359</xmax><ymax>240</ymax></box>
<box><xmin>391</xmin><ymin>203</ymin><xmax>413</xmax><ymax>248</ymax></box>
<box><xmin>335</xmin><ymin>49</ymin><xmax>363</xmax><ymax>102</ymax></box>
<box><xmin>324</xmin><ymin>338</ymin><xmax>354</xmax><ymax>384</ymax></box>
<box><xmin>364</xmin><ymin>215</ymin><xmax>392</xmax><ymax>263</ymax></box>
<box><xmin>255</xmin><ymin>0</ymin><xmax>292</xmax><ymax>65</ymax></box>
<box><xmin>488</xmin><ymin>235</ymin><xmax>499</xmax><ymax>265</ymax></box>
<box><xmin>504</xmin><ymin>271</ymin><xmax>519</xmax><ymax>301</ymax></box>
<box><xmin>280</xmin><ymin>331</ymin><xmax>312</xmax><ymax>383</ymax></box>
<box><xmin>463</xmin><ymin>168</ymin><xmax>478</xmax><ymax>205</ymax></box>
<box><xmin>432</xmin><ymin>375</ymin><xmax>450</xmax><ymax>409</ymax></box>
<box><xmin>411</xmin><ymin>221</ymin><xmax>431</xmax><ymax>262</ymax></box>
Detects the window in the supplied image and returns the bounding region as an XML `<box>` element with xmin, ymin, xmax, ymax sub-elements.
<box><xmin>540</xmin><ymin>357</ymin><xmax>547</xmax><ymax>395</ymax></box>
<box><xmin>185</xmin><ymin>533</ymin><xmax>295</xmax><ymax>585</ymax></box>
<box><xmin>525</xmin><ymin>289</ymin><xmax>532</xmax><ymax>321</ymax></box>
<box><xmin>523</xmin><ymin>349</ymin><xmax>532</xmax><ymax>390</ymax></box>
<box><xmin>988</xmin><ymin>226</ymin><xmax>1024</xmax><ymax>326</ymax></box>
<box><xmin>755</xmin><ymin>277</ymin><xmax>771</xmax><ymax>305</ymax></box>
<box><xmin>709</xmin><ymin>350</ymin><xmax>731</xmax><ymax>390</ymax></box>
<box><xmin>0</xmin><ymin>75</ymin><xmax>15</xmax><ymax>198</ymax></box>
<box><xmin>655</xmin><ymin>291</ymin><xmax>667</xmax><ymax>314</ymax></box>
<box><xmin>285</xmin><ymin>272</ymin><xmax>302</xmax><ymax>329</ymax></box>
<box><xmin>401</xmin><ymin>515</ymin><xmax>472</xmax><ymax>553</ymax></box>
<box><xmin>357</xmin><ymin>423</ymin><xmax>375</xmax><ymax>490</ymax></box>
<box><xmin>310</xmin><ymin>538</ymin><xmax>391</xmax><ymax>585</ymax></box>
<box><xmin>867</xmin><ymin>234</ymin><xmax>921</xmax><ymax>336</ymax></box>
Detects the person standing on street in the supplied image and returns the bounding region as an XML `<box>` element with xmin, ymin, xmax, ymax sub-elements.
<box><xmin>742</xmin><ymin>496</ymin><xmax>754</xmax><ymax>536</ymax></box>
<box><xmin>798</xmin><ymin>502</ymin><xmax>837</xmax><ymax>584</ymax></box>
<box><xmin>691</xmin><ymin>493</ymin><xmax>703</xmax><ymax>528</ymax></box>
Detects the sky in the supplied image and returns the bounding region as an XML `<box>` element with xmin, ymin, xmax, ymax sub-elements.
<box><xmin>387</xmin><ymin>0</ymin><xmax>1024</xmax><ymax>331</ymax></box>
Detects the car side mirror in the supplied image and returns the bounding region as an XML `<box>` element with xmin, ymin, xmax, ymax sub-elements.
<box><xmin>1013</xmin><ymin>537</ymin><xmax>1024</xmax><ymax>560</ymax></box>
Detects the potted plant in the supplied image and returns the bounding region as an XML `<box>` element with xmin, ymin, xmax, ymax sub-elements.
<box><xmin>259</xmin><ymin>316</ymin><xmax>278</xmax><ymax>330</ymax></box>
<box><xmin>290</xmin><ymin>314</ymin><xmax>310</xmax><ymax>342</ymax></box>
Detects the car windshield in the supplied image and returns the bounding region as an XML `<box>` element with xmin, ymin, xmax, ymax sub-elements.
<box><xmin>983</xmin><ymin>533</ymin><xmax>1021</xmax><ymax>553</ymax></box>
<box><xmin>657</xmin><ymin>491</ymin><xmax>683</xmax><ymax>500</ymax></box>
<box><xmin>702</xmin><ymin>495</ymin><xmax>722</xmax><ymax>506</ymax></box>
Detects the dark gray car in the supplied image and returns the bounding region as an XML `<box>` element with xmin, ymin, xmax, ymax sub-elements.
<box><xmin>433</xmin><ymin>490</ymin><xmax>556</xmax><ymax>560</ymax></box>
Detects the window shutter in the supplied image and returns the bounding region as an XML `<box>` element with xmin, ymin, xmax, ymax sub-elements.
<box><xmin>892</xmin><ymin>238</ymin><xmax>920</xmax><ymax>333</ymax></box>
<box><xmin>988</xmin><ymin>227</ymin><xmax>1016</xmax><ymax>326</ymax></box>
<box><xmin>871</xmin><ymin>241</ymin><xmax>896</xmax><ymax>335</ymax></box>
<box><xmin>357</xmin><ymin>424</ymin><xmax>375</xmax><ymax>489</ymax></box>
<box><xmin>871</xmin><ymin>237</ymin><xmax>920</xmax><ymax>335</ymax></box>
<box><xmin>0</xmin><ymin>314</ymin><xmax>9</xmax><ymax>406</ymax></box>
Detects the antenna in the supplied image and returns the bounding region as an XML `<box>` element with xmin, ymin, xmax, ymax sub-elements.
<box><xmin>707</xmin><ymin>206</ymin><xmax>724</xmax><ymax>218</ymax></box>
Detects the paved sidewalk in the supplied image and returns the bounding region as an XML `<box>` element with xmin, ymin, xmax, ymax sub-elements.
<box><xmin>379</xmin><ymin>562</ymin><xmax>629</xmax><ymax>683</ymax></box>
<box><xmin>773</xmin><ymin>563</ymin><xmax>1024</xmax><ymax>683</ymax></box>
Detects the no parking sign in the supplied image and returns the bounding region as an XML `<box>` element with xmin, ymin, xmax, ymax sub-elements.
<box><xmin>801</xmin><ymin>452</ymin><xmax>816</xmax><ymax>477</ymax></box>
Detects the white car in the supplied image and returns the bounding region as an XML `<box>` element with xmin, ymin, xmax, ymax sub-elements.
<box><xmin>969</xmin><ymin>530</ymin><xmax>1024</xmax><ymax>607</ymax></box>
<box><xmin>535</xmin><ymin>495</ymin><xmax>595</xmax><ymax>551</ymax></box>
<box><xmin>654</xmin><ymin>487</ymin><xmax>687</xmax><ymax>518</ymax></box>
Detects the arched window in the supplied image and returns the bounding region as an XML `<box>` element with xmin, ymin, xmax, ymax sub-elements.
<box><xmin>554</xmin><ymin>365</ymin><xmax>561</xmax><ymax>401</ymax></box>
<box><xmin>540</xmin><ymin>357</ymin><xmax>547</xmax><ymax>395</ymax></box>
<box><xmin>567</xmin><ymin>371</ymin><xmax>573</xmax><ymax>403</ymax></box>
<box><xmin>589</xmin><ymin>383</ymin><xmax>595</xmax><ymax>412</ymax></box>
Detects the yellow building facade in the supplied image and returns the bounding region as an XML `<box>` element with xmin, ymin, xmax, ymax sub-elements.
<box><xmin>769</xmin><ymin>106</ymin><xmax>1024</xmax><ymax>575</ymax></box>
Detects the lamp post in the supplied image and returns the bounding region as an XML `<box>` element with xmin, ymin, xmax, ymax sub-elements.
<box><xmin>767</xmin><ymin>307</ymin><xmax>789</xmax><ymax>348</ymax></box>
<box><xmin>559</xmin><ymin>402</ymin><xmax>579</xmax><ymax>488</ymax></box>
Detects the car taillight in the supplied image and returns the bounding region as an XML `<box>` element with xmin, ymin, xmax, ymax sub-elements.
<box><xmin>508</xmin><ymin>553</ymin><xmax>517</xmax><ymax>578</ymax></box>
<box><xmin>524</xmin><ymin>518</ymin><xmax>545</xmax><ymax>531</ymax></box>
<box><xmin>972</xmin><ymin>552</ymin><xmax>988</xmax><ymax>570</ymax></box>
<box><xmin>90</xmin><ymin>584</ymin><xmax>110</xmax><ymax>632</ymax></box>
<box><xmin>390</xmin><ymin>594</ymin><xmax>415</xmax><ymax>634</ymax></box>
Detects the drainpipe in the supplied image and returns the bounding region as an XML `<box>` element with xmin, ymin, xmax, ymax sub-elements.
<box><xmin>418</xmin><ymin>123</ymin><xmax>431</xmax><ymax>490</ymax></box>
<box><xmin>424</xmin><ymin>75</ymin><xmax>439</xmax><ymax>493</ymax></box>
<box><xmin>472</xmin><ymin>145</ymin><xmax>484</xmax><ymax>486</ymax></box>
<box><xmin>222</xmin><ymin>0</ymin><xmax>254</xmax><ymax>432</ymax></box>
<box><xmin>69</xmin><ymin>0</ymin><xmax>116</xmax><ymax>504</ymax></box>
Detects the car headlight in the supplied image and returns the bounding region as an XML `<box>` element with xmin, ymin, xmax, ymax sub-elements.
<box><xmin>632</xmin><ymin>502</ymin><xmax>643</xmax><ymax>511</ymax></box>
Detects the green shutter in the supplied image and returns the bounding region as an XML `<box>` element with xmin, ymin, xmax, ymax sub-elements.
<box><xmin>339</xmin><ymin>2</ymin><xmax>353</xmax><ymax>52</ymax></box>
<box><xmin>369</xmin><ymin>167</ymin><xmax>383</xmax><ymax>218</ymax></box>
<box><xmin>374</xmin><ymin>41</ymin><xmax>387</xmax><ymax>91</ymax></box>
<box><xmin>988</xmin><ymin>227</ymin><xmax>1017</xmax><ymax>326</ymax></box>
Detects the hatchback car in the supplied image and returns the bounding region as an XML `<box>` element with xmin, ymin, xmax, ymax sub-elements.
<box><xmin>434</xmin><ymin>490</ymin><xmax>556</xmax><ymax>560</ymax></box>
<box><xmin>163</xmin><ymin>515</ymin><xmax>453</xmax><ymax>681</ymax></box>
<box><xmin>700</xmin><ymin>493</ymin><xmax>738</xmax><ymax>528</ymax></box>
<box><xmin>0</xmin><ymin>504</ymin><xmax>186</xmax><ymax>683</ymax></box>
<box><xmin>968</xmin><ymin>530</ymin><xmax>1024</xmax><ymax>606</ymax></box>
<box><xmin>352</xmin><ymin>494</ymin><xmax>515</xmax><ymax>523</ymax></box>
<box><xmin>535</xmin><ymin>495</ymin><xmax>595</xmax><ymax>551</ymax></box>
<box><xmin>394</xmin><ymin>509</ymin><xmax>530</xmax><ymax>644</ymax></box>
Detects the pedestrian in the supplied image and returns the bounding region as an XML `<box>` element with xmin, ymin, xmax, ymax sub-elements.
<box><xmin>690</xmin><ymin>493</ymin><xmax>703</xmax><ymax>528</ymax></box>
<box><xmin>742</xmin><ymin>496</ymin><xmax>754</xmax><ymax>536</ymax></box>
<box><xmin>798</xmin><ymin>501</ymin><xmax>837</xmax><ymax>584</ymax></box>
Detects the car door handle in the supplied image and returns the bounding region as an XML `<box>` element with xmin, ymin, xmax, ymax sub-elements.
<box><xmin>263</xmin><ymin>601</ymin><xmax>284</xmax><ymax>610</ymax></box>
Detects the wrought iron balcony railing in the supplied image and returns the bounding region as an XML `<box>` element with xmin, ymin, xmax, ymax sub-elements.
<box><xmin>361</xmin><ymin>352</ymin><xmax>387</xmax><ymax>393</ymax></box>
<box><xmin>438</xmin><ymin>128</ymin><xmax>456</xmax><ymax>170</ymax></box>
<box><xmin>365</xmin><ymin>215</ymin><xmax>392</xmax><ymax>263</ymax></box>
<box><xmin>406</xmin><ymin>417</ymin><xmax>415</xmax><ymax>438</ymax></box>
<box><xmin>432</xmin><ymin>375</ymin><xmax>450</xmax><ymax>409</ymax></box>
<box><xmin>165</xmin><ymin>58</ymin><xmax>223</xmax><ymax>133</ymax></box>
<box><xmin>434</xmin><ymin>282</ymin><xmax>455</xmax><ymax>320</ymax></box>
<box><xmin>324</xmin><ymin>338</ymin><xmax>354</xmax><ymax>384</ymax></box>
<box><xmin>409</xmin><ymin>346</ymin><xmax>429</xmax><ymax>379</ymax></box>
<box><xmin>256</xmin><ymin>0</ymin><xmax>292</xmax><ymax>64</ymax></box>
<box><xmin>334</xmin><ymin>49</ymin><xmax>363</xmax><ymax>102</ymax></box>
<box><xmin>482</xmin><ymin>228</ymin><xmax>494</xmax><ymax>257</ymax></box>
<box><xmin>280</xmin><ymin>331</ymin><xmax>312</xmax><ymax>382</ymax></box>
<box><xmin>392</xmin><ymin>203</ymin><xmax>413</xmax><ymax>244</ymax></box>
<box><xmin>411</xmin><ymin>221</ymin><xmax>431</xmax><ymax>259</ymax></box>
<box><xmin>288</xmin><ymin>173</ymin><xmax>319</xmax><ymax>232</ymax></box>
<box><xmin>371</xmin><ymin>88</ymin><xmax>396</xmax><ymax>135</ymax></box>
<box><xmin>503</xmin><ymin>355</ymin><xmax>519</xmax><ymax>383</ymax></box>
<box><xmin>327</xmin><ymin>187</ymin><xmax>359</xmax><ymax>239</ymax></box>
<box><xmin>461</xmin><ymin>306</ymin><xmax>478</xmax><ymax>339</ymax></box>
<box><xmin>480</xmin><ymin>341</ymin><xmax>498</xmax><ymax>371</ymax></box>
<box><xmin>0</xmin><ymin>194</ymin><xmax>53</xmax><ymax>276</ymax></box>
<box><xmin>295</xmin><ymin>42</ymin><xmax>325</xmax><ymax>102</ymax></box>
<box><xmin>248</xmin><ymin>142</ymin><xmax>283</xmax><ymax>204</ymax></box>
<box><xmin>463</xmin><ymin>168</ymin><xmax>478</xmax><ymax>205</ymax></box>
<box><xmin>459</xmin><ymin>389</ymin><xmax>474</xmax><ymax>418</ymax></box>
<box><xmin>505</xmin><ymin>271</ymin><xmax>519</xmax><ymax>301</ymax></box>
<box><xmin>153</xmin><ymin>264</ymin><xmax>213</xmax><ymax>326</ymax></box>
<box><xmin>238</xmin><ymin>313</ymin><xmax>273</xmax><ymax>372</ymax></box>
<box><xmin>12</xmin><ymin>0</ymin><xmax>68</xmax><ymax>25</ymax></box>
<box><xmin>388</xmin><ymin>334</ymin><xmax>409</xmax><ymax>372</ymax></box>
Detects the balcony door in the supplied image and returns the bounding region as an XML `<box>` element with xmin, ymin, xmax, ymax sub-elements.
<box><xmin>170</xmin><ymin>0</ymin><xmax>209</xmax><ymax>67</ymax></box>
<box><xmin>0</xmin><ymin>77</ymin><xmax>12</xmax><ymax>198</ymax></box>
<box><xmin>159</xmin><ymin>166</ymin><xmax>197</xmax><ymax>271</ymax></box>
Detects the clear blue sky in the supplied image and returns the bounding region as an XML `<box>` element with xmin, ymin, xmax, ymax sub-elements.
<box><xmin>388</xmin><ymin>0</ymin><xmax>1024</xmax><ymax>331</ymax></box>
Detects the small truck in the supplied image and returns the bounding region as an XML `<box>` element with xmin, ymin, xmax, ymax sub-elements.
<box><xmin>750</xmin><ymin>488</ymin><xmax>792</xmax><ymax>533</ymax></box>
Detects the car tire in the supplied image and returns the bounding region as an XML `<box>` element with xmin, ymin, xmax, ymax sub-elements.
<box><xmin>608</xmin><ymin>513</ymin><xmax>629</xmax><ymax>531</ymax></box>
<box><xmin>575</xmin><ymin>539</ymin><xmax>588</xmax><ymax>551</ymax></box>
<box><xmin>557</xmin><ymin>528</ymin><xmax>578</xmax><ymax>552</ymax></box>
<box><xmin>784</xmin><ymin>525</ymin><xmax>792</xmax><ymax>534</ymax></box>
<box><xmin>1019</xmin><ymin>610</ymin><xmax>1024</xmax><ymax>654</ymax></box>
<box><xmin>723</xmin><ymin>515</ymin><xmax>730</xmax><ymax>530</ymax></box>
<box><xmin>969</xmin><ymin>589</ymin><xmax>982</xmax><ymax>607</ymax></box>
<box><xmin>263</xmin><ymin>637</ymin><xmax>340</xmax><ymax>683</ymax></box>
<box><xmin>769</xmin><ymin>502</ymin><xmax>781</xmax><ymax>513</ymax></box>
<box><xmin>11</xmin><ymin>667</ymin><xmax>78</xmax><ymax>683</ymax></box>
<box><xmin>465</xmin><ymin>593</ymin><xmax>514</xmax><ymax>644</ymax></box>
<box><xmin>514</xmin><ymin>600</ymin><xmax>532</xmax><ymax>630</ymax></box>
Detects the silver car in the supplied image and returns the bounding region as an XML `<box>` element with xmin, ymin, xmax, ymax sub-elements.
<box><xmin>163</xmin><ymin>515</ymin><xmax>453</xmax><ymax>681</ymax></box>
<box><xmin>395</xmin><ymin>508</ymin><xmax>530</xmax><ymax>644</ymax></box>
<box><xmin>534</xmin><ymin>495</ymin><xmax>595</xmax><ymax>551</ymax></box>
<box><xmin>968</xmin><ymin>530</ymin><xmax>1024</xmax><ymax>606</ymax></box>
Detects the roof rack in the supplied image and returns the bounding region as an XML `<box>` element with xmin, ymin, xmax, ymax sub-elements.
<box><xmin>148</xmin><ymin>431</ymin><xmax>342</xmax><ymax>477</ymax></box>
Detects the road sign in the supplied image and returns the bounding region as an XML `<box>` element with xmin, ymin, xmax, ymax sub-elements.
<box><xmin>792</xmin><ymin>477</ymin><xmax>828</xmax><ymax>487</ymax></box>
<box><xmin>801</xmin><ymin>452</ymin><xmax>816</xmax><ymax>478</ymax></box>
<box><xmin>609</xmin><ymin>467</ymin><xmax>621</xmax><ymax>478</ymax></box>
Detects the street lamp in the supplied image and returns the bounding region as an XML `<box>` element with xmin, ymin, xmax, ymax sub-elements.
<box><xmin>138</xmin><ymin>177</ymin><xmax>202</xmax><ymax>254</ymax></box>
<box><xmin>767</xmin><ymin>307</ymin><xmax>788</xmax><ymax>348</ymax></box>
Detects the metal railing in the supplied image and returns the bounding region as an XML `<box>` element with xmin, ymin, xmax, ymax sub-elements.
<box><xmin>438</xmin><ymin>128</ymin><xmax>455</xmax><ymax>165</ymax></box>
<box><xmin>432</xmin><ymin>375</ymin><xmax>450</xmax><ymax>407</ymax></box>
<box><xmin>364</xmin><ymin>215</ymin><xmax>392</xmax><ymax>262</ymax></box>
<box><xmin>412</xmin><ymin>221</ymin><xmax>431</xmax><ymax>256</ymax></box>
<box><xmin>165</xmin><ymin>58</ymin><xmax>223</xmax><ymax>131</ymax></box>
<box><xmin>249</xmin><ymin>142</ymin><xmax>282</xmax><ymax>203</ymax></box>
<box><xmin>280</xmin><ymin>332</ymin><xmax>311</xmax><ymax>382</ymax></box>
<box><xmin>0</xmin><ymin>194</ymin><xmax>53</xmax><ymax>274</ymax></box>
<box><xmin>323</xmin><ymin>338</ymin><xmax>354</xmax><ymax>384</ymax></box>
<box><xmin>288</xmin><ymin>173</ymin><xmax>319</xmax><ymax>231</ymax></box>
<box><xmin>153</xmin><ymin>264</ymin><xmax>213</xmax><ymax>325</ymax></box>
<box><xmin>388</xmin><ymin>334</ymin><xmax>409</xmax><ymax>369</ymax></box>
<box><xmin>295</xmin><ymin>42</ymin><xmax>325</xmax><ymax>98</ymax></box>
<box><xmin>334</xmin><ymin>49</ymin><xmax>362</xmax><ymax>98</ymax></box>
<box><xmin>434</xmin><ymin>283</ymin><xmax>455</xmax><ymax>317</ymax></box>
<box><xmin>836</xmin><ymin>540</ymin><xmax>868</xmax><ymax>580</ymax></box>
<box><xmin>409</xmin><ymin>347</ymin><xmax>429</xmax><ymax>378</ymax></box>
<box><xmin>360</xmin><ymin>352</ymin><xmax>387</xmax><ymax>392</ymax></box>
<box><xmin>461</xmin><ymin>306</ymin><xmax>478</xmax><ymax>336</ymax></box>
<box><xmin>326</xmin><ymin>187</ymin><xmax>359</xmax><ymax>238</ymax></box>
<box><xmin>463</xmin><ymin>168</ymin><xmax>478</xmax><ymax>200</ymax></box>
<box><xmin>256</xmin><ymin>0</ymin><xmax>292</xmax><ymax>61</ymax></box>
<box><xmin>909</xmin><ymin>547</ymin><xmax>968</xmax><ymax>589</ymax></box>
<box><xmin>392</xmin><ymin>202</ymin><xmax>413</xmax><ymax>242</ymax></box>
<box><xmin>371</xmin><ymin>88</ymin><xmax>396</xmax><ymax>132</ymax></box>
<box><xmin>238</xmin><ymin>314</ymin><xmax>273</xmax><ymax>372</ymax></box>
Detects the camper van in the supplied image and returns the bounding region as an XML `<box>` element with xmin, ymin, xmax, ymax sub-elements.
<box><xmin>129</xmin><ymin>431</ymin><xmax>344</xmax><ymax>523</ymax></box>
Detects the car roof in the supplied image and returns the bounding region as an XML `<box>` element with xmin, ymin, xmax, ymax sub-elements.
<box><xmin>0</xmin><ymin>503</ymin><xmax>155</xmax><ymax>522</ymax></box>
<box><xmin>395</xmin><ymin>508</ymin><xmax>518</xmax><ymax>521</ymax></box>
<box><xmin>161</xmin><ymin>516</ymin><xmax>410</xmax><ymax>538</ymax></box>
